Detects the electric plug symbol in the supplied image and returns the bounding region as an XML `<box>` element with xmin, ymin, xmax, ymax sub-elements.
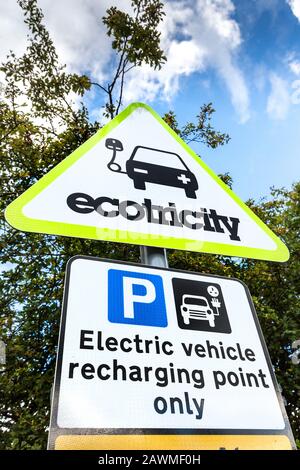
<box><xmin>211</xmin><ymin>297</ymin><xmax>221</xmax><ymax>316</ymax></box>
<box><xmin>105</xmin><ymin>138</ymin><xmax>124</xmax><ymax>172</ymax></box>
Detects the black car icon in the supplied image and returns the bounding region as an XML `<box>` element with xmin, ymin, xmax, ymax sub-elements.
<box><xmin>126</xmin><ymin>146</ymin><xmax>198</xmax><ymax>199</ymax></box>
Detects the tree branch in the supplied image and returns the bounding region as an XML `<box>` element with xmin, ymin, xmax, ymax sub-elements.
<box><xmin>115</xmin><ymin>65</ymin><xmax>126</xmax><ymax>116</ymax></box>
<box><xmin>108</xmin><ymin>37</ymin><xmax>128</xmax><ymax>95</ymax></box>
<box><xmin>124</xmin><ymin>64</ymin><xmax>136</xmax><ymax>74</ymax></box>
<box><xmin>0</xmin><ymin>123</ymin><xmax>21</xmax><ymax>144</ymax></box>
<box><xmin>90</xmin><ymin>81</ymin><xmax>108</xmax><ymax>94</ymax></box>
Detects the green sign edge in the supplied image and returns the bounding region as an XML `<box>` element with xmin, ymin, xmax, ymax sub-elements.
<box><xmin>4</xmin><ymin>102</ymin><xmax>290</xmax><ymax>262</ymax></box>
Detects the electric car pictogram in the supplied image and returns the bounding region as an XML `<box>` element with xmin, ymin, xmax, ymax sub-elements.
<box><xmin>105</xmin><ymin>138</ymin><xmax>198</xmax><ymax>199</ymax></box>
<box><xmin>180</xmin><ymin>294</ymin><xmax>216</xmax><ymax>327</ymax></box>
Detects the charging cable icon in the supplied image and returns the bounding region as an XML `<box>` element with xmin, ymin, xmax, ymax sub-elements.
<box><xmin>105</xmin><ymin>138</ymin><xmax>125</xmax><ymax>173</ymax></box>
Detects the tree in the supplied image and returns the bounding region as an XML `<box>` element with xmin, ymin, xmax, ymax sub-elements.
<box><xmin>1</xmin><ymin>0</ymin><xmax>299</xmax><ymax>450</ymax></box>
<box><xmin>93</xmin><ymin>0</ymin><xmax>166</xmax><ymax>118</ymax></box>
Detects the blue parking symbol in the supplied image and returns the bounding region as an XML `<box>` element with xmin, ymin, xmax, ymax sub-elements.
<box><xmin>108</xmin><ymin>269</ymin><xmax>167</xmax><ymax>327</ymax></box>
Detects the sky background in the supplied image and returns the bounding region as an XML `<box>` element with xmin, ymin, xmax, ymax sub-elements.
<box><xmin>1</xmin><ymin>0</ymin><xmax>300</xmax><ymax>202</ymax></box>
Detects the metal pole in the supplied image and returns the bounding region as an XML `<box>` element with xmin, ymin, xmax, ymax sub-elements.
<box><xmin>140</xmin><ymin>246</ymin><xmax>168</xmax><ymax>268</ymax></box>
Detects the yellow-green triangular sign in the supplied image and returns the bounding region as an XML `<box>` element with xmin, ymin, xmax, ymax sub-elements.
<box><xmin>5</xmin><ymin>102</ymin><xmax>289</xmax><ymax>261</ymax></box>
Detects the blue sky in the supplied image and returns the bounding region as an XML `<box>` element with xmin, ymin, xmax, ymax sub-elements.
<box><xmin>1</xmin><ymin>0</ymin><xmax>300</xmax><ymax>201</ymax></box>
<box><xmin>148</xmin><ymin>0</ymin><xmax>300</xmax><ymax>201</ymax></box>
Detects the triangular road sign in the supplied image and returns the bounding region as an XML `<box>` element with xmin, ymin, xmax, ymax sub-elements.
<box><xmin>5</xmin><ymin>102</ymin><xmax>289</xmax><ymax>261</ymax></box>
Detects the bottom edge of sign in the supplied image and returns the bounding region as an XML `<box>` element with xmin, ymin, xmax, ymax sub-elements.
<box><xmin>53</xmin><ymin>434</ymin><xmax>293</xmax><ymax>450</ymax></box>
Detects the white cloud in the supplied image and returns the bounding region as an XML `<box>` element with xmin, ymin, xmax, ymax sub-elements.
<box><xmin>217</xmin><ymin>59</ymin><xmax>250</xmax><ymax>123</ymax></box>
<box><xmin>266</xmin><ymin>73</ymin><xmax>290</xmax><ymax>119</ymax></box>
<box><xmin>0</xmin><ymin>0</ymin><xmax>250</xmax><ymax>122</ymax></box>
<box><xmin>287</xmin><ymin>0</ymin><xmax>300</xmax><ymax>22</ymax></box>
<box><xmin>0</xmin><ymin>0</ymin><xmax>127</xmax><ymax>83</ymax></box>
<box><xmin>39</xmin><ymin>0</ymin><xmax>130</xmax><ymax>83</ymax></box>
<box><xmin>289</xmin><ymin>59</ymin><xmax>300</xmax><ymax>75</ymax></box>
<box><xmin>123</xmin><ymin>38</ymin><xmax>206</xmax><ymax>103</ymax></box>
<box><xmin>125</xmin><ymin>0</ymin><xmax>250</xmax><ymax>123</ymax></box>
<box><xmin>253</xmin><ymin>64</ymin><xmax>268</xmax><ymax>92</ymax></box>
<box><xmin>0</xmin><ymin>2</ymin><xmax>27</xmax><ymax>61</ymax></box>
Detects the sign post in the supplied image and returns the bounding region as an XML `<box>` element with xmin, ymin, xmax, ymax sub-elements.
<box><xmin>47</xmin><ymin>257</ymin><xmax>295</xmax><ymax>450</ymax></box>
<box><xmin>140</xmin><ymin>247</ymin><xmax>168</xmax><ymax>268</ymax></box>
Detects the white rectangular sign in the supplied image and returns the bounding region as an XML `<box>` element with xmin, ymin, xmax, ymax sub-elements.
<box><xmin>48</xmin><ymin>257</ymin><xmax>294</xmax><ymax>449</ymax></box>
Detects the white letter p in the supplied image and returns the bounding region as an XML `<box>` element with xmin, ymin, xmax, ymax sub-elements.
<box><xmin>123</xmin><ymin>277</ymin><xmax>156</xmax><ymax>319</ymax></box>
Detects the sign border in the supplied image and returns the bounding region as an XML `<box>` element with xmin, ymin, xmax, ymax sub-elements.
<box><xmin>47</xmin><ymin>256</ymin><xmax>295</xmax><ymax>450</ymax></box>
<box><xmin>5</xmin><ymin>102</ymin><xmax>289</xmax><ymax>262</ymax></box>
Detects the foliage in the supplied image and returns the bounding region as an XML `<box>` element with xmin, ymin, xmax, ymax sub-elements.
<box><xmin>2</xmin><ymin>0</ymin><xmax>91</xmax><ymax>131</ymax></box>
<box><xmin>0</xmin><ymin>0</ymin><xmax>299</xmax><ymax>450</ymax></box>
<box><xmin>96</xmin><ymin>0</ymin><xmax>166</xmax><ymax>118</ymax></box>
<box><xmin>163</xmin><ymin>105</ymin><xmax>230</xmax><ymax>149</ymax></box>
